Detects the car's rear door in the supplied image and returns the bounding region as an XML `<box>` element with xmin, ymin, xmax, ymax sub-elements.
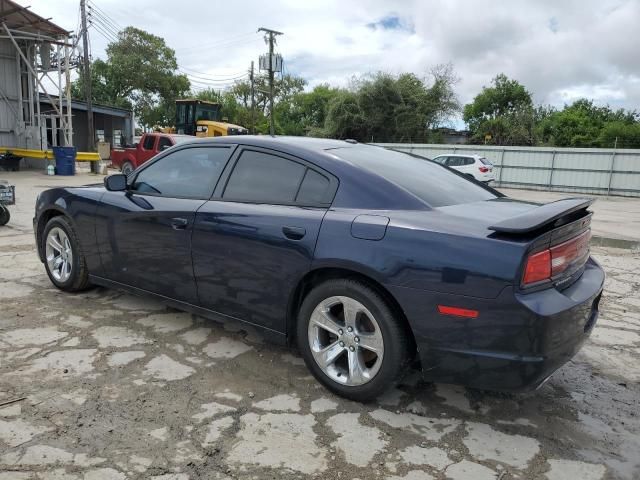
<box><xmin>96</xmin><ymin>145</ymin><xmax>233</xmax><ymax>303</ymax></box>
<box><xmin>191</xmin><ymin>146</ymin><xmax>337</xmax><ymax>333</ymax></box>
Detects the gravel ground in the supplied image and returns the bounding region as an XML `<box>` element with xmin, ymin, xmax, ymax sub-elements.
<box><xmin>0</xmin><ymin>171</ymin><xmax>638</xmax><ymax>480</ymax></box>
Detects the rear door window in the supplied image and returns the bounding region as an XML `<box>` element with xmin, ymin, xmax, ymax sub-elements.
<box><xmin>142</xmin><ymin>135</ymin><xmax>156</xmax><ymax>150</ymax></box>
<box><xmin>463</xmin><ymin>157</ymin><xmax>475</xmax><ymax>166</ymax></box>
<box><xmin>223</xmin><ymin>150</ymin><xmax>306</xmax><ymax>204</ymax></box>
<box><xmin>296</xmin><ymin>169</ymin><xmax>331</xmax><ymax>204</ymax></box>
<box><xmin>157</xmin><ymin>137</ymin><xmax>173</xmax><ymax>151</ymax></box>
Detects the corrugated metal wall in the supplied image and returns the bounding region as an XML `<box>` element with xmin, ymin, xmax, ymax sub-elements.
<box><xmin>0</xmin><ymin>39</ymin><xmax>19</xmax><ymax>147</ymax></box>
<box><xmin>374</xmin><ymin>143</ymin><xmax>640</xmax><ymax>197</ymax></box>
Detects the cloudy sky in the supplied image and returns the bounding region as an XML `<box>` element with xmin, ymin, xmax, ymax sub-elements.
<box><xmin>27</xmin><ymin>0</ymin><xmax>640</xmax><ymax>118</ymax></box>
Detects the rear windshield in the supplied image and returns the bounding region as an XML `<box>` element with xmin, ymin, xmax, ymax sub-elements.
<box><xmin>332</xmin><ymin>145</ymin><xmax>498</xmax><ymax>207</ymax></box>
<box><xmin>479</xmin><ymin>157</ymin><xmax>493</xmax><ymax>165</ymax></box>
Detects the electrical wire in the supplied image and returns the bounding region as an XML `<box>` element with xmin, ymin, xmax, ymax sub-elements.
<box><xmin>178</xmin><ymin>66</ymin><xmax>247</xmax><ymax>79</ymax></box>
<box><xmin>88</xmin><ymin>14</ymin><xmax>119</xmax><ymax>39</ymax></box>
<box><xmin>87</xmin><ymin>7</ymin><xmax>120</xmax><ymax>37</ymax></box>
<box><xmin>180</xmin><ymin>71</ymin><xmax>249</xmax><ymax>83</ymax></box>
<box><xmin>89</xmin><ymin>21</ymin><xmax>117</xmax><ymax>43</ymax></box>
<box><xmin>87</xmin><ymin>0</ymin><xmax>125</xmax><ymax>32</ymax></box>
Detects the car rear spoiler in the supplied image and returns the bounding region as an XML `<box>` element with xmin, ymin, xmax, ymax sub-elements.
<box><xmin>489</xmin><ymin>198</ymin><xmax>594</xmax><ymax>234</ymax></box>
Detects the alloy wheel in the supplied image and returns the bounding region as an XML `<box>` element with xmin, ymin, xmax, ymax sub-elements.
<box><xmin>45</xmin><ymin>227</ymin><xmax>73</xmax><ymax>282</ymax></box>
<box><xmin>307</xmin><ymin>295</ymin><xmax>384</xmax><ymax>386</ymax></box>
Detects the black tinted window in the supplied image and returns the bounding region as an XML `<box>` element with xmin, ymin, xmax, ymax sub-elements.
<box><xmin>333</xmin><ymin>146</ymin><xmax>497</xmax><ymax>207</ymax></box>
<box><xmin>132</xmin><ymin>147</ymin><xmax>230</xmax><ymax>198</ymax></box>
<box><xmin>296</xmin><ymin>169</ymin><xmax>331</xmax><ymax>204</ymax></box>
<box><xmin>463</xmin><ymin>157</ymin><xmax>475</xmax><ymax>166</ymax></box>
<box><xmin>480</xmin><ymin>157</ymin><xmax>492</xmax><ymax>165</ymax></box>
<box><xmin>224</xmin><ymin>150</ymin><xmax>306</xmax><ymax>203</ymax></box>
<box><xmin>142</xmin><ymin>135</ymin><xmax>156</xmax><ymax>150</ymax></box>
<box><xmin>157</xmin><ymin>137</ymin><xmax>173</xmax><ymax>151</ymax></box>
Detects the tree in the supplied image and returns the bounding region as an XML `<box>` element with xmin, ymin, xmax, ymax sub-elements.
<box><xmin>463</xmin><ymin>74</ymin><xmax>534</xmax><ymax>145</ymax></box>
<box><xmin>536</xmin><ymin>99</ymin><xmax>639</xmax><ymax>147</ymax></box>
<box><xmin>71</xmin><ymin>27</ymin><xmax>190</xmax><ymax>128</ymax></box>
<box><xmin>322</xmin><ymin>67</ymin><xmax>460</xmax><ymax>142</ymax></box>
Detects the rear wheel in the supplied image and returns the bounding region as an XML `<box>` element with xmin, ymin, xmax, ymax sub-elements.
<box><xmin>121</xmin><ymin>161</ymin><xmax>134</xmax><ymax>176</ymax></box>
<box><xmin>42</xmin><ymin>216</ymin><xmax>90</xmax><ymax>292</ymax></box>
<box><xmin>0</xmin><ymin>205</ymin><xmax>9</xmax><ymax>226</ymax></box>
<box><xmin>297</xmin><ymin>279</ymin><xmax>411</xmax><ymax>402</ymax></box>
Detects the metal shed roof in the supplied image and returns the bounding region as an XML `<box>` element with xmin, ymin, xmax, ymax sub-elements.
<box><xmin>0</xmin><ymin>0</ymin><xmax>68</xmax><ymax>37</ymax></box>
<box><xmin>38</xmin><ymin>94</ymin><xmax>133</xmax><ymax>118</ymax></box>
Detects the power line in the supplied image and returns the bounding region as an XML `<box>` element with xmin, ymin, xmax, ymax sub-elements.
<box><xmin>180</xmin><ymin>71</ymin><xmax>248</xmax><ymax>83</ymax></box>
<box><xmin>87</xmin><ymin>0</ymin><xmax>124</xmax><ymax>31</ymax></box>
<box><xmin>87</xmin><ymin>7</ymin><xmax>120</xmax><ymax>37</ymax></box>
<box><xmin>89</xmin><ymin>22</ymin><xmax>116</xmax><ymax>43</ymax></box>
<box><xmin>88</xmin><ymin>15</ymin><xmax>119</xmax><ymax>39</ymax></box>
<box><xmin>178</xmin><ymin>66</ymin><xmax>247</xmax><ymax>79</ymax></box>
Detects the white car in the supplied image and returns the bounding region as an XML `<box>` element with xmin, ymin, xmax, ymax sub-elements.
<box><xmin>432</xmin><ymin>154</ymin><xmax>496</xmax><ymax>184</ymax></box>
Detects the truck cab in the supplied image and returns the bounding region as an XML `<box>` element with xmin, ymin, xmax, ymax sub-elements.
<box><xmin>110</xmin><ymin>133</ymin><xmax>191</xmax><ymax>175</ymax></box>
<box><xmin>175</xmin><ymin>99</ymin><xmax>248</xmax><ymax>137</ymax></box>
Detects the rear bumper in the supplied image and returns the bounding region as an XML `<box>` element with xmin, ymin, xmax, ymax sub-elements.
<box><xmin>390</xmin><ymin>257</ymin><xmax>604</xmax><ymax>392</ymax></box>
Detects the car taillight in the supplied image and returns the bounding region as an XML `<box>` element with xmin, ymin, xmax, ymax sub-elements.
<box><xmin>523</xmin><ymin>250</ymin><xmax>551</xmax><ymax>285</ymax></box>
<box><xmin>522</xmin><ymin>230</ymin><xmax>591</xmax><ymax>286</ymax></box>
<box><xmin>479</xmin><ymin>166</ymin><xmax>489</xmax><ymax>173</ymax></box>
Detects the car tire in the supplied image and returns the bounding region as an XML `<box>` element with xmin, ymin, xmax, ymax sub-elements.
<box><xmin>0</xmin><ymin>205</ymin><xmax>9</xmax><ymax>226</ymax></box>
<box><xmin>42</xmin><ymin>216</ymin><xmax>91</xmax><ymax>292</ymax></box>
<box><xmin>121</xmin><ymin>161</ymin><xmax>134</xmax><ymax>176</ymax></box>
<box><xmin>297</xmin><ymin>278</ymin><xmax>411</xmax><ymax>402</ymax></box>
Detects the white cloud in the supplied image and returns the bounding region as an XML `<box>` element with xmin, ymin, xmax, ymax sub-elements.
<box><xmin>25</xmin><ymin>0</ymin><xmax>640</xmax><ymax>111</ymax></box>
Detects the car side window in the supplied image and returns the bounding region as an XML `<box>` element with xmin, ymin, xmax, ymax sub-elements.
<box><xmin>223</xmin><ymin>150</ymin><xmax>306</xmax><ymax>204</ymax></box>
<box><xmin>464</xmin><ymin>157</ymin><xmax>475</xmax><ymax>166</ymax></box>
<box><xmin>142</xmin><ymin>135</ymin><xmax>156</xmax><ymax>150</ymax></box>
<box><xmin>157</xmin><ymin>137</ymin><xmax>173</xmax><ymax>151</ymax></box>
<box><xmin>296</xmin><ymin>169</ymin><xmax>331</xmax><ymax>204</ymax></box>
<box><xmin>433</xmin><ymin>156</ymin><xmax>447</xmax><ymax>165</ymax></box>
<box><xmin>131</xmin><ymin>147</ymin><xmax>231</xmax><ymax>199</ymax></box>
<box><xmin>447</xmin><ymin>157</ymin><xmax>460</xmax><ymax>167</ymax></box>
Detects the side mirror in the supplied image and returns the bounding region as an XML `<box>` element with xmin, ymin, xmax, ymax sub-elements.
<box><xmin>104</xmin><ymin>174</ymin><xmax>127</xmax><ymax>192</ymax></box>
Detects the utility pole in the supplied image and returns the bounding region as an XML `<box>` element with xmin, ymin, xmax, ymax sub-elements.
<box><xmin>249</xmin><ymin>60</ymin><xmax>255</xmax><ymax>134</ymax></box>
<box><xmin>258</xmin><ymin>27</ymin><xmax>283</xmax><ymax>136</ymax></box>
<box><xmin>80</xmin><ymin>0</ymin><xmax>94</xmax><ymax>152</ymax></box>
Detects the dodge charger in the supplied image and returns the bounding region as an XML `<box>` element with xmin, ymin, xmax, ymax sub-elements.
<box><xmin>34</xmin><ymin>137</ymin><xmax>604</xmax><ymax>401</ymax></box>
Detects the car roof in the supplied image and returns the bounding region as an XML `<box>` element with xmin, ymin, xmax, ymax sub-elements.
<box><xmin>434</xmin><ymin>153</ymin><xmax>481</xmax><ymax>159</ymax></box>
<box><xmin>179</xmin><ymin>135</ymin><xmax>355</xmax><ymax>151</ymax></box>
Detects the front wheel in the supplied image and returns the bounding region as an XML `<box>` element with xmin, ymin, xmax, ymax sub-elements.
<box><xmin>297</xmin><ymin>279</ymin><xmax>412</xmax><ymax>402</ymax></box>
<box><xmin>42</xmin><ymin>216</ymin><xmax>91</xmax><ymax>292</ymax></box>
<box><xmin>121</xmin><ymin>161</ymin><xmax>134</xmax><ymax>176</ymax></box>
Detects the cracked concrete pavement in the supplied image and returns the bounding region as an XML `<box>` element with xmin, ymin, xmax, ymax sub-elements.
<box><xmin>0</xmin><ymin>170</ymin><xmax>639</xmax><ymax>479</ymax></box>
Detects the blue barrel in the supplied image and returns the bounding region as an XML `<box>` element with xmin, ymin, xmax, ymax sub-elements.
<box><xmin>52</xmin><ymin>146</ymin><xmax>77</xmax><ymax>176</ymax></box>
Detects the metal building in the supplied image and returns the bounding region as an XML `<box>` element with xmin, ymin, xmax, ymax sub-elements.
<box><xmin>39</xmin><ymin>94</ymin><xmax>134</xmax><ymax>152</ymax></box>
<box><xmin>0</xmin><ymin>0</ymin><xmax>73</xmax><ymax>151</ymax></box>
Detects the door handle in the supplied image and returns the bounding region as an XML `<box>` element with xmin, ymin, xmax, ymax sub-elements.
<box><xmin>171</xmin><ymin>217</ymin><xmax>189</xmax><ymax>230</ymax></box>
<box><xmin>282</xmin><ymin>226</ymin><xmax>306</xmax><ymax>240</ymax></box>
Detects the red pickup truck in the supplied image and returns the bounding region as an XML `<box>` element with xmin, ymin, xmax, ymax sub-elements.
<box><xmin>111</xmin><ymin>133</ymin><xmax>192</xmax><ymax>175</ymax></box>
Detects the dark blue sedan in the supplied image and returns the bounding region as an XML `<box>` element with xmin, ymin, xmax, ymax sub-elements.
<box><xmin>34</xmin><ymin>136</ymin><xmax>604</xmax><ymax>401</ymax></box>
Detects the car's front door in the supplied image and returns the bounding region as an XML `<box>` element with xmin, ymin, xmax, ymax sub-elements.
<box><xmin>191</xmin><ymin>147</ymin><xmax>337</xmax><ymax>333</ymax></box>
<box><xmin>96</xmin><ymin>145</ymin><xmax>233</xmax><ymax>303</ymax></box>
